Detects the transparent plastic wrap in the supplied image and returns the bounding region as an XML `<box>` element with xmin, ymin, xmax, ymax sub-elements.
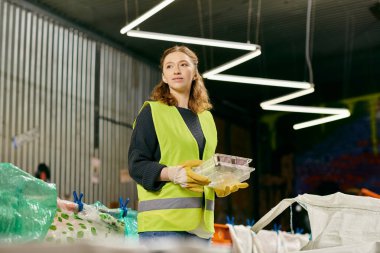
<box><xmin>194</xmin><ymin>154</ymin><xmax>255</xmax><ymax>189</ymax></box>
<box><xmin>0</xmin><ymin>163</ymin><xmax>57</xmax><ymax>243</ymax></box>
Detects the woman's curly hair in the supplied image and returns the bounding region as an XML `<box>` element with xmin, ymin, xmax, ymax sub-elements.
<box><xmin>150</xmin><ymin>45</ymin><xmax>212</xmax><ymax>113</ymax></box>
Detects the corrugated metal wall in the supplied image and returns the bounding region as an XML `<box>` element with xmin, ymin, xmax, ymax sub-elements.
<box><xmin>0</xmin><ymin>0</ymin><xmax>159</xmax><ymax>207</ymax></box>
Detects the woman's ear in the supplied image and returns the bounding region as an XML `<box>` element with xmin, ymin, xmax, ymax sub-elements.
<box><xmin>194</xmin><ymin>70</ymin><xmax>199</xmax><ymax>80</ymax></box>
<box><xmin>162</xmin><ymin>73</ymin><xmax>167</xmax><ymax>83</ymax></box>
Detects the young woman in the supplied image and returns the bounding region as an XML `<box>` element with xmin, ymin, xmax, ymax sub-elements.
<box><xmin>128</xmin><ymin>45</ymin><xmax>247</xmax><ymax>243</ymax></box>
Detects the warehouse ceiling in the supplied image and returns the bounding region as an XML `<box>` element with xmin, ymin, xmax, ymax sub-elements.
<box><xmin>24</xmin><ymin>0</ymin><xmax>380</xmax><ymax>127</ymax></box>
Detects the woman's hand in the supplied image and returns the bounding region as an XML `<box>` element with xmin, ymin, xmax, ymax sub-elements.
<box><xmin>214</xmin><ymin>182</ymin><xmax>249</xmax><ymax>197</ymax></box>
<box><xmin>165</xmin><ymin>160</ymin><xmax>210</xmax><ymax>192</ymax></box>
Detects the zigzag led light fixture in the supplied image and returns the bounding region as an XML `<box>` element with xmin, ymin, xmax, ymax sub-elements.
<box><xmin>120</xmin><ymin>0</ymin><xmax>350</xmax><ymax>130</ymax></box>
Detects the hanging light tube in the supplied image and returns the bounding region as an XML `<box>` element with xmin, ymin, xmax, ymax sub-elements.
<box><xmin>293</xmin><ymin>111</ymin><xmax>351</xmax><ymax>130</ymax></box>
<box><xmin>202</xmin><ymin>51</ymin><xmax>313</xmax><ymax>89</ymax></box>
<box><xmin>207</xmin><ymin>74</ymin><xmax>313</xmax><ymax>89</ymax></box>
<box><xmin>203</xmin><ymin>50</ymin><xmax>261</xmax><ymax>78</ymax></box>
<box><xmin>260</xmin><ymin>88</ymin><xmax>315</xmax><ymax>106</ymax></box>
<box><xmin>127</xmin><ymin>30</ymin><xmax>259</xmax><ymax>51</ymax></box>
<box><xmin>261</xmin><ymin>104</ymin><xmax>350</xmax><ymax>115</ymax></box>
<box><xmin>260</xmin><ymin>86</ymin><xmax>350</xmax><ymax>128</ymax></box>
<box><xmin>120</xmin><ymin>0</ymin><xmax>175</xmax><ymax>34</ymax></box>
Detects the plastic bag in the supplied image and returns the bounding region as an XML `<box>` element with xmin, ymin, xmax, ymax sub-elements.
<box><xmin>226</xmin><ymin>224</ymin><xmax>309</xmax><ymax>253</ymax></box>
<box><xmin>46</xmin><ymin>199</ymin><xmax>137</xmax><ymax>243</ymax></box>
<box><xmin>89</xmin><ymin>201</ymin><xmax>138</xmax><ymax>238</ymax></box>
<box><xmin>0</xmin><ymin>163</ymin><xmax>57</xmax><ymax>243</ymax></box>
<box><xmin>252</xmin><ymin>192</ymin><xmax>380</xmax><ymax>250</ymax></box>
<box><xmin>123</xmin><ymin>208</ymin><xmax>138</xmax><ymax>238</ymax></box>
<box><xmin>252</xmin><ymin>230</ymin><xmax>309</xmax><ymax>253</ymax></box>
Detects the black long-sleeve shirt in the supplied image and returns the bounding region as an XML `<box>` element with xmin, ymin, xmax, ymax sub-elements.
<box><xmin>128</xmin><ymin>104</ymin><xmax>205</xmax><ymax>191</ymax></box>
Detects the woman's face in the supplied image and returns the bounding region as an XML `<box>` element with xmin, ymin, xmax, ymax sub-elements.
<box><xmin>162</xmin><ymin>51</ymin><xmax>196</xmax><ymax>95</ymax></box>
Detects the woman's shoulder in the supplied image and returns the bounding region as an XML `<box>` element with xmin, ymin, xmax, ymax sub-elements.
<box><xmin>139</xmin><ymin>100</ymin><xmax>163</xmax><ymax>114</ymax></box>
<box><xmin>138</xmin><ymin>101</ymin><xmax>175</xmax><ymax>118</ymax></box>
<box><xmin>199</xmin><ymin>108</ymin><xmax>213</xmax><ymax>115</ymax></box>
<box><xmin>146</xmin><ymin>100</ymin><xmax>176</xmax><ymax>112</ymax></box>
<box><xmin>139</xmin><ymin>103</ymin><xmax>152</xmax><ymax>116</ymax></box>
<box><xmin>143</xmin><ymin>100</ymin><xmax>160</xmax><ymax>108</ymax></box>
<box><xmin>134</xmin><ymin>104</ymin><xmax>153</xmax><ymax>129</ymax></box>
<box><xmin>198</xmin><ymin>109</ymin><xmax>214</xmax><ymax>121</ymax></box>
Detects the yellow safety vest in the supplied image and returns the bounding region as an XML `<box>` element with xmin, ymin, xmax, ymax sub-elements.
<box><xmin>135</xmin><ymin>101</ymin><xmax>217</xmax><ymax>233</ymax></box>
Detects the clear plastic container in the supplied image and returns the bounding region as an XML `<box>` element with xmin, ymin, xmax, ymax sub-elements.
<box><xmin>194</xmin><ymin>153</ymin><xmax>255</xmax><ymax>189</ymax></box>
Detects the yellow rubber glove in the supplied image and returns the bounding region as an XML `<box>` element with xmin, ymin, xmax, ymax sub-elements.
<box><xmin>167</xmin><ymin>160</ymin><xmax>210</xmax><ymax>193</ymax></box>
<box><xmin>214</xmin><ymin>182</ymin><xmax>249</xmax><ymax>197</ymax></box>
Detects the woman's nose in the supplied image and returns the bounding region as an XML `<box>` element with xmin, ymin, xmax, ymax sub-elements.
<box><xmin>173</xmin><ymin>65</ymin><xmax>181</xmax><ymax>74</ymax></box>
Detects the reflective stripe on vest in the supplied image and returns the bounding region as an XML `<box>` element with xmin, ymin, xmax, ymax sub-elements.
<box><xmin>205</xmin><ymin>199</ymin><xmax>214</xmax><ymax>211</ymax></box>
<box><xmin>138</xmin><ymin>197</ymin><xmax>215</xmax><ymax>212</ymax></box>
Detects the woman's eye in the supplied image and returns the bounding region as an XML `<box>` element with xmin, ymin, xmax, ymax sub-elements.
<box><xmin>181</xmin><ymin>63</ymin><xmax>189</xmax><ymax>66</ymax></box>
<box><xmin>166</xmin><ymin>65</ymin><xmax>173</xmax><ymax>69</ymax></box>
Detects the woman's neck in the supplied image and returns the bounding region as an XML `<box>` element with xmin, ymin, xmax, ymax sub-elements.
<box><xmin>172</xmin><ymin>91</ymin><xmax>189</xmax><ymax>109</ymax></box>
